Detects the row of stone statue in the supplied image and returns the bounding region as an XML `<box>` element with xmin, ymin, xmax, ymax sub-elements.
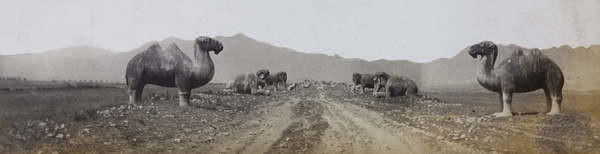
<box><xmin>124</xmin><ymin>36</ymin><xmax>564</xmax><ymax>117</ymax></box>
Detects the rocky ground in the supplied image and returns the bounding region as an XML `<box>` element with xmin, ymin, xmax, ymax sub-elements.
<box><xmin>0</xmin><ymin>84</ymin><xmax>598</xmax><ymax>153</ymax></box>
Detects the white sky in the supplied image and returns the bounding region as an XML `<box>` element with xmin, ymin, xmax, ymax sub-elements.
<box><xmin>1</xmin><ymin>0</ymin><xmax>599</xmax><ymax>63</ymax></box>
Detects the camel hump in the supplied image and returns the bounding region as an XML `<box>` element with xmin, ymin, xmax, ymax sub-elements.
<box><xmin>167</xmin><ymin>43</ymin><xmax>179</xmax><ymax>50</ymax></box>
<box><xmin>531</xmin><ymin>48</ymin><xmax>542</xmax><ymax>55</ymax></box>
<box><xmin>515</xmin><ymin>48</ymin><xmax>524</xmax><ymax>57</ymax></box>
<box><xmin>165</xmin><ymin>43</ymin><xmax>182</xmax><ymax>53</ymax></box>
<box><xmin>512</xmin><ymin>48</ymin><xmax>545</xmax><ymax>58</ymax></box>
<box><xmin>147</xmin><ymin>43</ymin><xmax>162</xmax><ymax>52</ymax></box>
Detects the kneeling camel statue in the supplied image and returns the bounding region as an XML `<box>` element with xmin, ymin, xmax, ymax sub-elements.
<box><xmin>352</xmin><ymin>73</ymin><xmax>375</xmax><ymax>93</ymax></box>
<box><xmin>223</xmin><ymin>69</ymin><xmax>272</xmax><ymax>95</ymax></box>
<box><xmin>372</xmin><ymin>72</ymin><xmax>418</xmax><ymax>98</ymax></box>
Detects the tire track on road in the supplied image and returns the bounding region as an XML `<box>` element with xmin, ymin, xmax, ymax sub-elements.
<box><xmin>265</xmin><ymin>94</ymin><xmax>329</xmax><ymax>154</ymax></box>
<box><xmin>232</xmin><ymin>98</ymin><xmax>299</xmax><ymax>154</ymax></box>
<box><xmin>325</xmin><ymin>91</ymin><xmax>483</xmax><ymax>153</ymax></box>
<box><xmin>316</xmin><ymin>92</ymin><xmax>426</xmax><ymax>153</ymax></box>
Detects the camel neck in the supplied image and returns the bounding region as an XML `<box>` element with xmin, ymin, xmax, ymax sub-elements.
<box><xmin>476</xmin><ymin>53</ymin><xmax>500</xmax><ymax>92</ymax></box>
<box><xmin>189</xmin><ymin>43</ymin><xmax>215</xmax><ymax>87</ymax></box>
<box><xmin>481</xmin><ymin>54</ymin><xmax>495</xmax><ymax>75</ymax></box>
<box><xmin>193</xmin><ymin>43</ymin><xmax>212</xmax><ymax>65</ymax></box>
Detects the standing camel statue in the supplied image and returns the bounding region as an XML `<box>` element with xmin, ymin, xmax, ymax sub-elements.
<box><xmin>468</xmin><ymin>41</ymin><xmax>564</xmax><ymax>117</ymax></box>
<box><xmin>125</xmin><ymin>36</ymin><xmax>223</xmax><ymax>107</ymax></box>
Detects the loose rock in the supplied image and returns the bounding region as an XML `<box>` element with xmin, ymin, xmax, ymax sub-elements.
<box><xmin>55</xmin><ymin>134</ymin><xmax>64</xmax><ymax>139</ymax></box>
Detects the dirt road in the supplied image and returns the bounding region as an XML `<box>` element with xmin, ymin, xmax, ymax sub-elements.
<box><xmin>1</xmin><ymin>85</ymin><xmax>598</xmax><ymax>153</ymax></box>
<box><xmin>190</xmin><ymin>90</ymin><xmax>477</xmax><ymax>154</ymax></box>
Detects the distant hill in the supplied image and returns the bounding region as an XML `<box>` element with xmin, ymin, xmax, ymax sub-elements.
<box><xmin>1</xmin><ymin>33</ymin><xmax>598</xmax><ymax>91</ymax></box>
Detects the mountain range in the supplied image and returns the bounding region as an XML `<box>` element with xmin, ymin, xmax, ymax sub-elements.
<box><xmin>1</xmin><ymin>33</ymin><xmax>599</xmax><ymax>91</ymax></box>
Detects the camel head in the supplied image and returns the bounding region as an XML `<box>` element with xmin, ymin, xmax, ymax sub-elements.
<box><xmin>352</xmin><ymin>73</ymin><xmax>361</xmax><ymax>84</ymax></box>
<box><xmin>196</xmin><ymin>36</ymin><xmax>224</xmax><ymax>55</ymax></box>
<box><xmin>468</xmin><ymin>41</ymin><xmax>498</xmax><ymax>64</ymax></box>
<box><xmin>256</xmin><ymin>69</ymin><xmax>271</xmax><ymax>88</ymax></box>
<box><xmin>279</xmin><ymin>73</ymin><xmax>287</xmax><ymax>82</ymax></box>
<box><xmin>374</xmin><ymin>72</ymin><xmax>390</xmax><ymax>92</ymax></box>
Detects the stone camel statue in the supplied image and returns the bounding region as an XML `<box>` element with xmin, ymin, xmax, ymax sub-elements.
<box><xmin>468</xmin><ymin>41</ymin><xmax>564</xmax><ymax>117</ymax></box>
<box><xmin>223</xmin><ymin>69</ymin><xmax>272</xmax><ymax>95</ymax></box>
<box><xmin>373</xmin><ymin>72</ymin><xmax>418</xmax><ymax>98</ymax></box>
<box><xmin>352</xmin><ymin>73</ymin><xmax>375</xmax><ymax>93</ymax></box>
<box><xmin>125</xmin><ymin>36</ymin><xmax>223</xmax><ymax>107</ymax></box>
<box><xmin>255</xmin><ymin>69</ymin><xmax>271</xmax><ymax>90</ymax></box>
<box><xmin>268</xmin><ymin>71</ymin><xmax>288</xmax><ymax>91</ymax></box>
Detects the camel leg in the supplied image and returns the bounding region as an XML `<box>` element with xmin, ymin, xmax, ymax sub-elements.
<box><xmin>373</xmin><ymin>85</ymin><xmax>379</xmax><ymax>96</ymax></box>
<box><xmin>543</xmin><ymin>88</ymin><xmax>552</xmax><ymax>113</ymax></box>
<box><xmin>127</xmin><ymin>90</ymin><xmax>136</xmax><ymax>104</ymax></box>
<box><xmin>406</xmin><ymin>87</ymin><xmax>416</xmax><ymax>96</ymax></box>
<box><xmin>133</xmin><ymin>84</ymin><xmax>145</xmax><ymax>104</ymax></box>
<box><xmin>492</xmin><ymin>94</ymin><xmax>502</xmax><ymax>116</ymax></box>
<box><xmin>546</xmin><ymin>88</ymin><xmax>562</xmax><ymax>115</ymax></box>
<box><xmin>126</xmin><ymin>78</ymin><xmax>135</xmax><ymax>104</ymax></box>
<box><xmin>400</xmin><ymin>87</ymin><xmax>409</xmax><ymax>97</ymax></box>
<box><xmin>494</xmin><ymin>91</ymin><xmax>513</xmax><ymax>117</ymax></box>
<box><xmin>178</xmin><ymin>89</ymin><xmax>191</xmax><ymax>107</ymax></box>
<box><xmin>127</xmin><ymin>80</ymin><xmax>141</xmax><ymax>104</ymax></box>
<box><xmin>385</xmin><ymin>87</ymin><xmax>392</xmax><ymax>99</ymax></box>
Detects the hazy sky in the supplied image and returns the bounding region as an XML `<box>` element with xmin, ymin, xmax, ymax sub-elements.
<box><xmin>1</xmin><ymin>0</ymin><xmax>599</xmax><ymax>63</ymax></box>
